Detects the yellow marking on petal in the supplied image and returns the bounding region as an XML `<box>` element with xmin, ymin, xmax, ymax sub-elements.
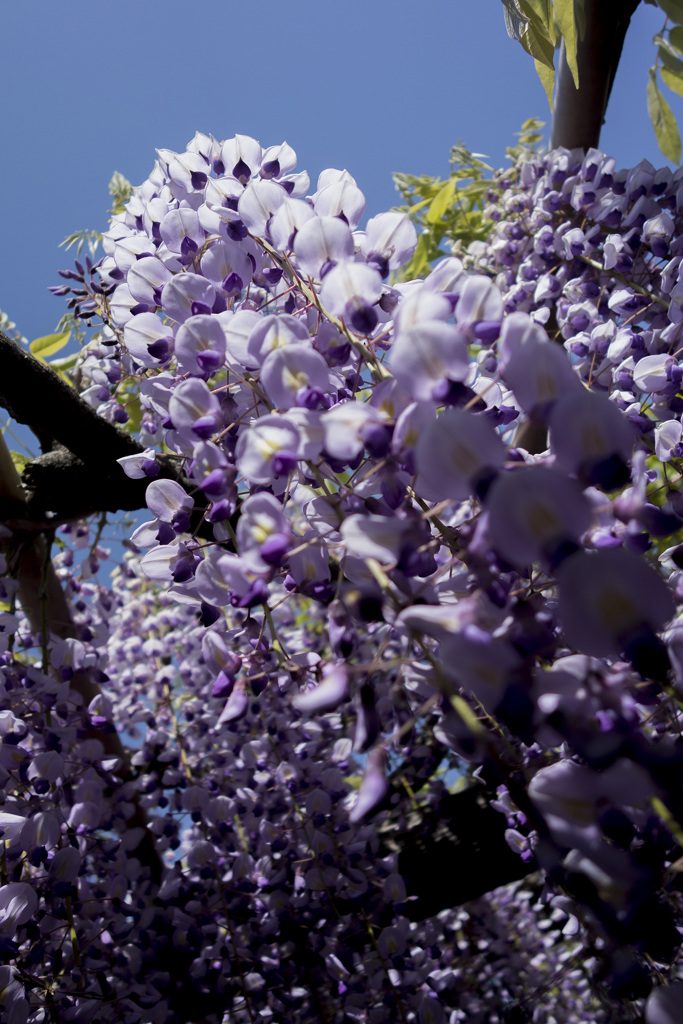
<box><xmin>526</xmin><ymin>502</ymin><xmax>561</xmax><ymax>541</ymax></box>
<box><xmin>596</xmin><ymin>587</ymin><xmax>638</xmax><ymax>634</ymax></box>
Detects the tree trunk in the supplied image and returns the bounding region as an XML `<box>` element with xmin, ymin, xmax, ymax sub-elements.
<box><xmin>550</xmin><ymin>0</ymin><xmax>642</xmax><ymax>151</ymax></box>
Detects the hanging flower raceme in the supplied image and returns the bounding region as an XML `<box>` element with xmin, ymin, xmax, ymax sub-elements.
<box><xmin>32</xmin><ymin>131</ymin><xmax>683</xmax><ymax>1022</ymax></box>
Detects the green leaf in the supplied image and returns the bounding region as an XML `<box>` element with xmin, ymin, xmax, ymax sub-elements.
<box><xmin>534</xmin><ymin>57</ymin><xmax>555</xmax><ymax>109</ymax></box>
<box><xmin>425</xmin><ymin>179</ymin><xmax>457</xmax><ymax>225</ymax></box>
<box><xmin>658</xmin><ymin>41</ymin><xmax>683</xmax><ymax>74</ymax></box>
<box><xmin>662</xmin><ymin>63</ymin><xmax>683</xmax><ymax>97</ymax></box>
<box><xmin>657</xmin><ymin>0</ymin><xmax>683</xmax><ymax>22</ymax></box>
<box><xmin>656</xmin><ymin>32</ymin><xmax>683</xmax><ymax>64</ymax></box>
<box><xmin>552</xmin><ymin>0</ymin><xmax>579</xmax><ymax>88</ymax></box>
<box><xmin>671</xmin><ymin>24</ymin><xmax>683</xmax><ymax>50</ymax></box>
<box><xmin>648</xmin><ymin>69</ymin><xmax>682</xmax><ymax>163</ymax></box>
<box><xmin>521</xmin><ymin>21</ymin><xmax>556</xmax><ymax>67</ymax></box>
<box><xmin>9</xmin><ymin>451</ymin><xmax>29</xmax><ymax>475</ymax></box>
<box><xmin>108</xmin><ymin>170</ymin><xmax>133</xmax><ymax>218</ymax></box>
<box><xmin>500</xmin><ymin>0</ymin><xmax>556</xmax><ymax>68</ymax></box>
<box><xmin>48</xmin><ymin>352</ymin><xmax>79</xmax><ymax>372</ymax></box>
<box><xmin>519</xmin><ymin>0</ymin><xmax>553</xmax><ymax>30</ymax></box>
<box><xmin>29</xmin><ymin>329</ymin><xmax>71</xmax><ymax>361</ymax></box>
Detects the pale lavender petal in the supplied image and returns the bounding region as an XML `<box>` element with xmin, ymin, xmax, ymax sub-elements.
<box><xmin>247</xmin><ymin>313</ymin><xmax>309</xmax><ymax>365</ymax></box>
<box><xmin>646</xmin><ymin>983</ymin><xmax>683</xmax><ymax>1024</ymax></box>
<box><xmin>362</xmin><ymin>211</ymin><xmax>418</xmax><ymax>273</ymax></box>
<box><xmin>390</xmin><ymin>322</ymin><xmax>469</xmax><ymax>401</ymax></box>
<box><xmin>123</xmin><ymin>312</ymin><xmax>174</xmax><ymax>367</ymax></box>
<box><xmin>261</xmin><ymin>344</ymin><xmax>331</xmax><ymax>409</ymax></box>
<box><xmin>502</xmin><ymin>333</ymin><xmax>581</xmax><ymax>421</ymax></box>
<box><xmin>268</xmin><ymin>197</ymin><xmax>316</xmax><ymax>251</ymax></box>
<box><xmin>236</xmin><ymin>414</ymin><xmax>301</xmax><ymax>484</ymax></box>
<box><xmin>127</xmin><ymin>256</ymin><xmax>173</xmax><ymax>306</ymax></box>
<box><xmin>175</xmin><ymin>314</ymin><xmax>227</xmax><ymax>376</ymax></box>
<box><xmin>169</xmin><ymin>378</ymin><xmax>222</xmax><ymax>438</ymax></box>
<box><xmin>293</xmin><ymin>664</ymin><xmax>349</xmax><ymax>713</ymax></box>
<box><xmin>313</xmin><ymin>172</ymin><xmax>366</xmax><ymax>229</ymax></box>
<box><xmin>159</xmin><ymin>207</ymin><xmax>205</xmax><ymax>254</ymax></box>
<box><xmin>221</xmin><ymin>134</ymin><xmax>262</xmax><ymax>182</ymax></box>
<box><xmin>487</xmin><ymin>467</ymin><xmax>591</xmax><ymax>568</ymax></box>
<box><xmin>146</xmin><ymin>479</ymin><xmax>193</xmax><ymax>523</ymax></box>
<box><xmin>549</xmin><ymin>389</ymin><xmax>635</xmax><ymax>489</ymax></box>
<box><xmin>293</xmin><ymin>216</ymin><xmax>355</xmax><ymax>278</ymax></box>
<box><xmin>319</xmin><ymin>261</ymin><xmax>383</xmax><ymax>333</ymax></box>
<box><xmin>321</xmin><ymin>401</ymin><xmax>383</xmax><ymax>462</ymax></box>
<box><xmin>200</xmin><ymin>240</ymin><xmax>253</xmax><ymax>294</ymax></box>
<box><xmin>415</xmin><ymin>408</ymin><xmax>506</xmax><ymax>501</ymax></box>
<box><xmin>557</xmin><ymin>548</ymin><xmax>674</xmax><ymax>657</ymax></box>
<box><xmin>161</xmin><ymin>272</ymin><xmax>216</xmax><ymax>323</ymax></box>
<box><xmin>349</xmin><ymin>748</ymin><xmax>388</xmax><ymax>822</ymax></box>
<box><xmin>238</xmin><ymin>179</ymin><xmax>287</xmax><ymax>235</ymax></box>
<box><xmin>655</xmin><ymin>419</ymin><xmax>683</xmax><ymax>462</ymax></box>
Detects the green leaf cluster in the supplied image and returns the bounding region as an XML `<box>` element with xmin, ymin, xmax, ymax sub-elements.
<box><xmin>500</xmin><ymin>0</ymin><xmax>585</xmax><ymax>108</ymax></box>
<box><xmin>108</xmin><ymin>171</ymin><xmax>133</xmax><ymax>218</ymax></box>
<box><xmin>651</xmin><ymin>6</ymin><xmax>683</xmax><ymax>164</ymax></box>
<box><xmin>394</xmin><ymin>119</ymin><xmax>545</xmax><ymax>281</ymax></box>
<box><xmin>0</xmin><ymin>309</ymin><xmax>28</xmax><ymax>346</ymax></box>
<box><xmin>59</xmin><ymin>229</ymin><xmax>102</xmax><ymax>260</ymax></box>
<box><xmin>28</xmin><ymin>328</ymin><xmax>80</xmax><ymax>382</ymax></box>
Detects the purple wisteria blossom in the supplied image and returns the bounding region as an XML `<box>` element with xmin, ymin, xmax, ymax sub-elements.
<box><xmin>26</xmin><ymin>131</ymin><xmax>683</xmax><ymax>1023</ymax></box>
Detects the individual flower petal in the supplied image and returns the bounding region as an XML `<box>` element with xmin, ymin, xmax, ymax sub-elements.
<box><xmin>319</xmin><ymin>261</ymin><xmax>383</xmax><ymax>334</ymax></box>
<box><xmin>260</xmin><ymin>344</ymin><xmax>331</xmax><ymax>409</ymax></box>
<box><xmin>415</xmin><ymin>408</ymin><xmax>506</xmax><ymax>501</ymax></box>
<box><xmin>632</xmin><ymin>353</ymin><xmax>671</xmax><ymax>393</ymax></box>
<box><xmin>389</xmin><ymin>322</ymin><xmax>469</xmax><ymax>401</ymax></box>
<box><xmin>175</xmin><ymin>314</ymin><xmax>227</xmax><ymax>376</ymax></box>
<box><xmin>159</xmin><ymin>207</ymin><xmax>205</xmax><ymax>255</ymax></box>
<box><xmin>116</xmin><ymin>448</ymin><xmax>159</xmax><ymax>479</ymax></box>
<box><xmin>646</xmin><ymin>983</ymin><xmax>683</xmax><ymax>1024</ymax></box>
<box><xmin>339</xmin><ymin>514</ymin><xmax>408</xmax><ymax>564</ymax></box>
<box><xmin>349</xmin><ymin>748</ymin><xmax>388</xmax><ymax>822</ymax></box>
<box><xmin>124</xmin><ymin>312</ymin><xmax>174</xmax><ymax>367</ymax></box>
<box><xmin>549</xmin><ymin>389</ymin><xmax>635</xmax><ymax>490</ymax></box>
<box><xmin>293</xmin><ymin>216</ymin><xmax>355</xmax><ymax>278</ymax></box>
<box><xmin>236</xmin><ymin>414</ymin><xmax>301</xmax><ymax>484</ymax></box>
<box><xmin>557</xmin><ymin>548</ymin><xmax>675</xmax><ymax>660</ymax></box>
<box><xmin>200</xmin><ymin>240</ymin><xmax>253</xmax><ymax>295</ymax></box>
<box><xmin>486</xmin><ymin>467</ymin><xmax>592</xmax><ymax>568</ymax></box>
<box><xmin>312</xmin><ymin>169</ymin><xmax>366</xmax><ymax>228</ymax></box>
<box><xmin>655</xmin><ymin>419</ymin><xmax>683</xmax><ymax>462</ymax></box>
<box><xmin>321</xmin><ymin>400</ymin><xmax>382</xmax><ymax>462</ymax></box>
<box><xmin>146</xmin><ymin>479</ymin><xmax>194</xmax><ymax>524</ymax></box>
<box><xmin>361</xmin><ymin>211</ymin><xmax>417</xmax><ymax>276</ymax></box>
<box><xmin>293</xmin><ymin>663</ymin><xmax>349</xmax><ymax>713</ymax></box>
<box><xmin>0</xmin><ymin>813</ymin><xmax>25</xmax><ymax>843</ymax></box>
<box><xmin>237</xmin><ymin>492</ymin><xmax>292</xmax><ymax>567</ymax></box>
<box><xmin>237</xmin><ymin>179</ymin><xmax>287</xmax><ymax>235</ymax></box>
<box><xmin>268</xmin><ymin>197</ymin><xmax>316</xmax><ymax>251</ymax></box>
<box><xmin>126</xmin><ymin>256</ymin><xmax>173</xmax><ymax>306</ymax></box>
<box><xmin>247</xmin><ymin>313</ymin><xmax>309</xmax><ymax>365</ymax></box>
<box><xmin>161</xmin><ymin>273</ymin><xmax>216</xmax><ymax>323</ymax></box>
<box><xmin>0</xmin><ymin>884</ymin><xmax>37</xmax><ymax>936</ymax></box>
<box><xmin>221</xmin><ymin>134</ymin><xmax>262</xmax><ymax>182</ymax></box>
<box><xmin>439</xmin><ymin>632</ymin><xmax>523</xmax><ymax>715</ymax></box>
<box><xmin>217</xmin><ymin>680</ymin><xmax>249</xmax><ymax>725</ymax></box>
<box><xmin>221</xmin><ymin>309</ymin><xmax>263</xmax><ymax>369</ymax></box>
<box><xmin>169</xmin><ymin>378</ymin><xmax>222</xmax><ymax>439</ymax></box>
<box><xmin>455</xmin><ymin>276</ymin><xmax>503</xmax><ymax>340</ymax></box>
<box><xmin>502</xmin><ymin>333</ymin><xmax>581</xmax><ymax>421</ymax></box>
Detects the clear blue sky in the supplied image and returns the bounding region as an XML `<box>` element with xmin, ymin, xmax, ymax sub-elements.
<box><xmin>0</xmin><ymin>0</ymin><xmax>678</xmax><ymax>347</ymax></box>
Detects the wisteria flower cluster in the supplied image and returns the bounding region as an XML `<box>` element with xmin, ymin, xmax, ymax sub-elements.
<box><xmin>4</xmin><ymin>133</ymin><xmax>683</xmax><ymax>1021</ymax></box>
